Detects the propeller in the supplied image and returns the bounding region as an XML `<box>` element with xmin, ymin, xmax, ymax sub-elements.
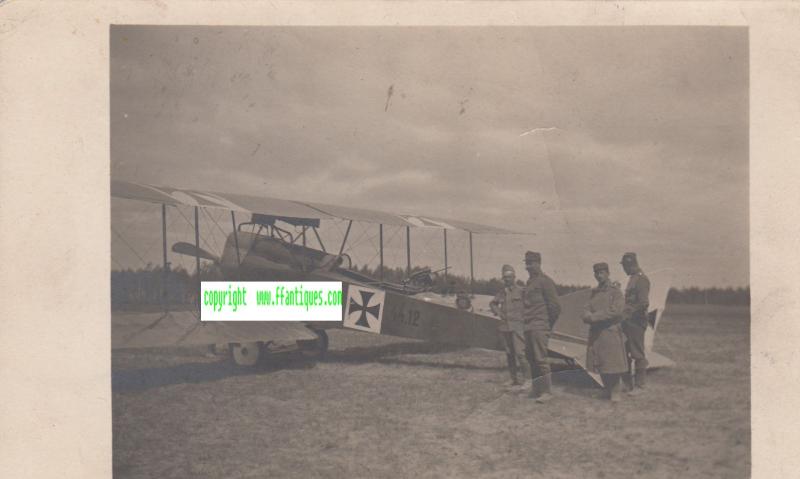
<box><xmin>171</xmin><ymin>242</ymin><xmax>220</xmax><ymax>263</ymax></box>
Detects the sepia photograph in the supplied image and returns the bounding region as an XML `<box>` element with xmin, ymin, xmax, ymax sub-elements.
<box><xmin>109</xmin><ymin>25</ymin><xmax>748</xmax><ymax>478</ymax></box>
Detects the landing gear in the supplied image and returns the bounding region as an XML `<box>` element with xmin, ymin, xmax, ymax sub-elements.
<box><xmin>228</xmin><ymin>329</ymin><xmax>328</xmax><ymax>367</ymax></box>
<box><xmin>229</xmin><ymin>342</ymin><xmax>264</xmax><ymax>367</ymax></box>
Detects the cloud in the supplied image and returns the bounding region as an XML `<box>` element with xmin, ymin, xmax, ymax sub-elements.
<box><xmin>110</xmin><ymin>26</ymin><xmax>748</xmax><ymax>287</ymax></box>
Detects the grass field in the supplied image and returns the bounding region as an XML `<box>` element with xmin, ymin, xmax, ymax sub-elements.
<box><xmin>112</xmin><ymin>303</ymin><xmax>750</xmax><ymax>478</ymax></box>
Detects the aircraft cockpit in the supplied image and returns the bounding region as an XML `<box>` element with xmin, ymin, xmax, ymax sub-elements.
<box><xmin>223</xmin><ymin>213</ymin><xmax>454</xmax><ymax>296</ymax></box>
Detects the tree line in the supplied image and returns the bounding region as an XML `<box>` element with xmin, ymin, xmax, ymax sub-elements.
<box><xmin>665</xmin><ymin>286</ymin><xmax>749</xmax><ymax>306</ymax></box>
<box><xmin>111</xmin><ymin>263</ymin><xmax>749</xmax><ymax>308</ymax></box>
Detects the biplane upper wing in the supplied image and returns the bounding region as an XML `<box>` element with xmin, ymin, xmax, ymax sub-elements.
<box><xmin>111</xmin><ymin>180</ymin><xmax>522</xmax><ymax>234</ymax></box>
<box><xmin>111</xmin><ymin>180</ymin><xmax>336</xmax><ymax>221</ymax></box>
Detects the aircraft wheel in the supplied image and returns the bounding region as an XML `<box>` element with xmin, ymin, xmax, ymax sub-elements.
<box><xmin>298</xmin><ymin>329</ymin><xmax>329</xmax><ymax>360</ymax></box>
<box><xmin>230</xmin><ymin>342</ymin><xmax>263</xmax><ymax>367</ymax></box>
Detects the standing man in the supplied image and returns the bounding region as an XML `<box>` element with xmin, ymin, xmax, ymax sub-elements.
<box><xmin>620</xmin><ymin>252</ymin><xmax>651</xmax><ymax>395</ymax></box>
<box><xmin>582</xmin><ymin>263</ymin><xmax>629</xmax><ymax>402</ymax></box>
<box><xmin>489</xmin><ymin>265</ymin><xmax>527</xmax><ymax>389</ymax></box>
<box><xmin>522</xmin><ymin>251</ymin><xmax>562</xmax><ymax>403</ymax></box>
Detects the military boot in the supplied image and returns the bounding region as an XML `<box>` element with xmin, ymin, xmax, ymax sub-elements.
<box><xmin>635</xmin><ymin>362</ymin><xmax>647</xmax><ymax>389</ymax></box>
<box><xmin>533</xmin><ymin>374</ymin><xmax>553</xmax><ymax>403</ymax></box>
<box><xmin>517</xmin><ymin>355</ymin><xmax>529</xmax><ymax>381</ymax></box>
<box><xmin>627</xmin><ymin>363</ymin><xmax>646</xmax><ymax>396</ymax></box>
<box><xmin>623</xmin><ymin>372</ymin><xmax>634</xmax><ymax>392</ymax></box>
<box><xmin>608</xmin><ymin>375</ymin><xmax>622</xmax><ymax>402</ymax></box>
<box><xmin>505</xmin><ymin>354</ymin><xmax>520</xmax><ymax>387</ymax></box>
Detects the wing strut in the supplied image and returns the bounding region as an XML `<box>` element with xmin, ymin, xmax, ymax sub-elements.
<box><xmin>406</xmin><ymin>226</ymin><xmax>411</xmax><ymax>275</ymax></box>
<box><xmin>443</xmin><ymin>229</ymin><xmax>448</xmax><ymax>281</ymax></box>
<box><xmin>194</xmin><ymin>206</ymin><xmax>201</xmax><ymax>310</ymax></box>
<box><xmin>469</xmin><ymin>232</ymin><xmax>474</xmax><ymax>293</ymax></box>
<box><xmin>230</xmin><ymin>211</ymin><xmax>241</xmax><ymax>270</ymax></box>
<box><xmin>379</xmin><ymin>224</ymin><xmax>384</xmax><ymax>282</ymax></box>
<box><xmin>161</xmin><ymin>203</ymin><xmax>170</xmax><ymax>313</ymax></box>
<box><xmin>312</xmin><ymin>226</ymin><xmax>326</xmax><ymax>252</ymax></box>
<box><xmin>338</xmin><ymin>220</ymin><xmax>353</xmax><ymax>256</ymax></box>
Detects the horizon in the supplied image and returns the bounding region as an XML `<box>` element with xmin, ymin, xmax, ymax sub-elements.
<box><xmin>109</xmin><ymin>260</ymin><xmax>750</xmax><ymax>292</ymax></box>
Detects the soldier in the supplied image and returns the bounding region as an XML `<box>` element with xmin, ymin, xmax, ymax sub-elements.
<box><xmin>522</xmin><ymin>251</ymin><xmax>561</xmax><ymax>403</ymax></box>
<box><xmin>582</xmin><ymin>262</ymin><xmax>629</xmax><ymax>402</ymax></box>
<box><xmin>620</xmin><ymin>252</ymin><xmax>651</xmax><ymax>395</ymax></box>
<box><xmin>489</xmin><ymin>265</ymin><xmax>527</xmax><ymax>388</ymax></box>
<box><xmin>455</xmin><ymin>291</ymin><xmax>473</xmax><ymax>312</ymax></box>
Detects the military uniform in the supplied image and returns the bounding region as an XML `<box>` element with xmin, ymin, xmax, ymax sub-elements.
<box><xmin>522</xmin><ymin>251</ymin><xmax>561</xmax><ymax>401</ymax></box>
<box><xmin>522</xmin><ymin>274</ymin><xmax>561</xmax><ymax>332</ymax></box>
<box><xmin>583</xmin><ymin>280</ymin><xmax>628</xmax><ymax>375</ymax></box>
<box><xmin>491</xmin><ymin>283</ymin><xmax>525</xmax><ymax>333</ymax></box>
<box><xmin>583</xmin><ymin>262</ymin><xmax>628</xmax><ymax>401</ymax></box>
<box><xmin>620</xmin><ymin>252</ymin><xmax>651</xmax><ymax>391</ymax></box>
<box><xmin>490</xmin><ymin>279</ymin><xmax>527</xmax><ymax>385</ymax></box>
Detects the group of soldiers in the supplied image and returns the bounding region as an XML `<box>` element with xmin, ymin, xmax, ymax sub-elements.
<box><xmin>489</xmin><ymin>251</ymin><xmax>650</xmax><ymax>403</ymax></box>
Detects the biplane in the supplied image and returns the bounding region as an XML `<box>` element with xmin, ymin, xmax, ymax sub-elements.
<box><xmin>111</xmin><ymin>179</ymin><xmax>674</xmax><ymax>384</ymax></box>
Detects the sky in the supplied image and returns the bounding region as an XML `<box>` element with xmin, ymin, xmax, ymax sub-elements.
<box><xmin>110</xmin><ymin>26</ymin><xmax>748</xmax><ymax>288</ymax></box>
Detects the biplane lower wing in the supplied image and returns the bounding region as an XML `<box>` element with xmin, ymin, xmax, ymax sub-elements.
<box><xmin>547</xmin><ymin>335</ymin><xmax>602</xmax><ymax>384</ymax></box>
<box><xmin>112</xmin><ymin>310</ymin><xmax>317</xmax><ymax>349</ymax></box>
<box><xmin>646</xmin><ymin>350</ymin><xmax>676</xmax><ymax>368</ymax></box>
<box><xmin>542</xmin><ymin>338</ymin><xmax>673</xmax><ymax>384</ymax></box>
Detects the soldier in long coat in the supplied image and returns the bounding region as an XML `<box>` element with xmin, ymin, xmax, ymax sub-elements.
<box><xmin>489</xmin><ymin>265</ymin><xmax>528</xmax><ymax>387</ymax></box>
<box><xmin>582</xmin><ymin>262</ymin><xmax>629</xmax><ymax>402</ymax></box>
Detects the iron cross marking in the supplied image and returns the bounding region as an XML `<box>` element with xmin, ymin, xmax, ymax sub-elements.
<box><xmin>349</xmin><ymin>290</ymin><xmax>381</xmax><ymax>328</ymax></box>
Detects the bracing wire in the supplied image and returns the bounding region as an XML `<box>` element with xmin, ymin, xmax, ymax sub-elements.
<box><xmin>111</xmin><ymin>226</ymin><xmax>149</xmax><ymax>268</ymax></box>
<box><xmin>174</xmin><ymin>206</ymin><xmax>217</xmax><ymax>254</ymax></box>
<box><xmin>139</xmin><ymin>207</ymin><xmax>183</xmax><ymax>265</ymax></box>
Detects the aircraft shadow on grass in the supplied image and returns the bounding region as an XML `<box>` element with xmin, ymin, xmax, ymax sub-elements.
<box><xmin>112</xmin><ymin>341</ymin><xmax>467</xmax><ymax>392</ymax></box>
<box><xmin>112</xmin><ymin>341</ymin><xmax>600</xmax><ymax>394</ymax></box>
